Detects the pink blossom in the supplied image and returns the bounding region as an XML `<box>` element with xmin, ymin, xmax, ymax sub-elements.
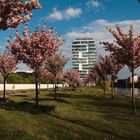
<box><xmin>63</xmin><ymin>69</ymin><xmax>81</xmax><ymax>85</ymax></box>
<box><xmin>0</xmin><ymin>53</ymin><xmax>18</xmax><ymax>77</ymax></box>
<box><xmin>0</xmin><ymin>0</ymin><xmax>41</xmax><ymax>30</ymax></box>
<box><xmin>8</xmin><ymin>22</ymin><xmax>63</xmax><ymax>76</ymax></box>
<box><xmin>102</xmin><ymin>25</ymin><xmax>140</xmax><ymax>113</ymax></box>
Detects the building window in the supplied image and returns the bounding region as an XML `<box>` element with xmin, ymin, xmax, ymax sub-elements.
<box><xmin>72</xmin><ymin>41</ymin><xmax>80</xmax><ymax>44</ymax></box>
<box><xmin>72</xmin><ymin>38</ymin><xmax>96</xmax><ymax>79</ymax></box>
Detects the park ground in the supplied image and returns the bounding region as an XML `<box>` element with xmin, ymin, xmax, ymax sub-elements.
<box><xmin>0</xmin><ymin>87</ymin><xmax>139</xmax><ymax>140</ymax></box>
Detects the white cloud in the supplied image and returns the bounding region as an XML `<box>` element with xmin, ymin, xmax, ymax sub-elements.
<box><xmin>63</xmin><ymin>19</ymin><xmax>140</xmax><ymax>78</ymax></box>
<box><xmin>48</xmin><ymin>8</ymin><xmax>63</xmax><ymax>21</ymax></box>
<box><xmin>87</xmin><ymin>0</ymin><xmax>100</xmax><ymax>8</ymax></box>
<box><xmin>65</xmin><ymin>8</ymin><xmax>82</xmax><ymax>20</ymax></box>
<box><xmin>86</xmin><ymin>0</ymin><xmax>103</xmax><ymax>10</ymax></box>
<box><xmin>65</xmin><ymin>19</ymin><xmax>140</xmax><ymax>55</ymax></box>
<box><xmin>48</xmin><ymin>7</ymin><xmax>82</xmax><ymax>21</ymax></box>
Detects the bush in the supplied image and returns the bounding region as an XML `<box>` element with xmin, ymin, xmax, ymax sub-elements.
<box><xmin>7</xmin><ymin>73</ymin><xmax>51</xmax><ymax>84</ymax></box>
<box><xmin>7</xmin><ymin>74</ymin><xmax>23</xmax><ymax>84</ymax></box>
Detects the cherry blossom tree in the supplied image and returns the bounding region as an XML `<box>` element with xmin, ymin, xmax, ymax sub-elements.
<box><xmin>8</xmin><ymin>22</ymin><xmax>63</xmax><ymax>107</ymax></box>
<box><xmin>0</xmin><ymin>0</ymin><xmax>41</xmax><ymax>30</ymax></box>
<box><xmin>43</xmin><ymin>52</ymin><xmax>68</xmax><ymax>100</ymax></box>
<box><xmin>63</xmin><ymin>69</ymin><xmax>81</xmax><ymax>89</ymax></box>
<box><xmin>0</xmin><ymin>52</ymin><xmax>17</xmax><ymax>101</ymax></box>
<box><xmin>83</xmin><ymin>70</ymin><xmax>98</xmax><ymax>86</ymax></box>
<box><xmin>99</xmin><ymin>55</ymin><xmax>123</xmax><ymax>99</ymax></box>
<box><xmin>103</xmin><ymin>25</ymin><xmax>140</xmax><ymax>113</ymax></box>
<box><xmin>93</xmin><ymin>57</ymin><xmax>108</xmax><ymax>97</ymax></box>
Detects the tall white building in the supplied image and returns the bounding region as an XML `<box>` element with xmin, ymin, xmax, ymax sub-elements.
<box><xmin>72</xmin><ymin>38</ymin><xmax>97</xmax><ymax>80</ymax></box>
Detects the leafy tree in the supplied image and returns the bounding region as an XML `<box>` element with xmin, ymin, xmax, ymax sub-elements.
<box><xmin>99</xmin><ymin>55</ymin><xmax>123</xmax><ymax>99</ymax></box>
<box><xmin>93</xmin><ymin>58</ymin><xmax>108</xmax><ymax>97</ymax></box>
<box><xmin>83</xmin><ymin>70</ymin><xmax>98</xmax><ymax>86</ymax></box>
<box><xmin>63</xmin><ymin>69</ymin><xmax>81</xmax><ymax>89</ymax></box>
<box><xmin>43</xmin><ymin>52</ymin><xmax>68</xmax><ymax>99</ymax></box>
<box><xmin>0</xmin><ymin>0</ymin><xmax>41</xmax><ymax>30</ymax></box>
<box><xmin>0</xmin><ymin>53</ymin><xmax>17</xmax><ymax>101</ymax></box>
<box><xmin>8</xmin><ymin>22</ymin><xmax>63</xmax><ymax>107</ymax></box>
<box><xmin>103</xmin><ymin>25</ymin><xmax>140</xmax><ymax>113</ymax></box>
<box><xmin>7</xmin><ymin>73</ymin><xmax>23</xmax><ymax>83</ymax></box>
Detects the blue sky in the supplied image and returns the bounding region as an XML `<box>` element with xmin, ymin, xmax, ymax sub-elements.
<box><xmin>1</xmin><ymin>0</ymin><xmax>140</xmax><ymax>78</ymax></box>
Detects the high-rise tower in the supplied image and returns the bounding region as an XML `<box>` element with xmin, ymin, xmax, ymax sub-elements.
<box><xmin>72</xmin><ymin>38</ymin><xmax>97</xmax><ymax>80</ymax></box>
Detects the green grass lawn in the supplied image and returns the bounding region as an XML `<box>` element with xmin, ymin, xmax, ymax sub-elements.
<box><xmin>0</xmin><ymin>87</ymin><xmax>139</xmax><ymax>140</ymax></box>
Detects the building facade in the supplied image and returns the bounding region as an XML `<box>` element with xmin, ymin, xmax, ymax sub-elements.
<box><xmin>72</xmin><ymin>38</ymin><xmax>97</xmax><ymax>80</ymax></box>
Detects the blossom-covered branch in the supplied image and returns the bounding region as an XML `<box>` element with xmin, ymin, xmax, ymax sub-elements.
<box><xmin>0</xmin><ymin>0</ymin><xmax>41</xmax><ymax>30</ymax></box>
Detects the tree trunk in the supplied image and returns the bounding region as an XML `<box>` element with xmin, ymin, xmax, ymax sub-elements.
<box><xmin>35</xmin><ymin>73</ymin><xmax>39</xmax><ymax>107</ymax></box>
<box><xmin>54</xmin><ymin>80</ymin><xmax>57</xmax><ymax>100</ymax></box>
<box><xmin>131</xmin><ymin>69</ymin><xmax>136</xmax><ymax>114</ymax></box>
<box><xmin>103</xmin><ymin>80</ymin><xmax>106</xmax><ymax>98</ymax></box>
<box><xmin>111</xmin><ymin>78</ymin><xmax>114</xmax><ymax>100</ymax></box>
<box><xmin>3</xmin><ymin>77</ymin><xmax>7</xmax><ymax>101</ymax></box>
<box><xmin>52</xmin><ymin>84</ymin><xmax>55</xmax><ymax>91</ymax></box>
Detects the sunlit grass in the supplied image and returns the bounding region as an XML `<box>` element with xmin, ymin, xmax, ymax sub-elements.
<box><xmin>0</xmin><ymin>87</ymin><xmax>139</xmax><ymax>140</ymax></box>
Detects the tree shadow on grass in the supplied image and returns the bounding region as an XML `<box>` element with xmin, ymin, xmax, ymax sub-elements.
<box><xmin>48</xmin><ymin>114</ymin><xmax>126</xmax><ymax>140</ymax></box>
<box><xmin>40</xmin><ymin>97</ymin><xmax>70</xmax><ymax>104</ymax></box>
<box><xmin>0</xmin><ymin>100</ymin><xmax>55</xmax><ymax>115</ymax></box>
<box><xmin>26</xmin><ymin>97</ymin><xmax>70</xmax><ymax>104</ymax></box>
<box><xmin>47</xmin><ymin>92</ymin><xmax>140</xmax><ymax>114</ymax></box>
<box><xmin>47</xmin><ymin>92</ymin><xmax>101</xmax><ymax>101</ymax></box>
<box><xmin>0</xmin><ymin>98</ymin><xmax>7</xmax><ymax>102</ymax></box>
<box><xmin>94</xmin><ymin>100</ymin><xmax>131</xmax><ymax>108</ymax></box>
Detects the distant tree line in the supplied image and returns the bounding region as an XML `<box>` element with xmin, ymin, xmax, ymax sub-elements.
<box><xmin>0</xmin><ymin>72</ymin><xmax>53</xmax><ymax>84</ymax></box>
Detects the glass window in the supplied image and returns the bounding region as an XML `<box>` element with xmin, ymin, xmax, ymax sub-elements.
<box><xmin>72</xmin><ymin>41</ymin><xmax>80</xmax><ymax>44</ymax></box>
